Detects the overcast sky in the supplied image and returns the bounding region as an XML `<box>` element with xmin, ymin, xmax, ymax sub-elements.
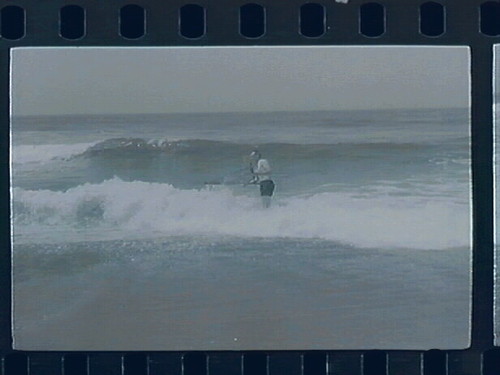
<box><xmin>11</xmin><ymin>46</ymin><xmax>470</xmax><ymax>116</ymax></box>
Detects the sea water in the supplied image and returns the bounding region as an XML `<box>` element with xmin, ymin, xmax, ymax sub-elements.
<box><xmin>11</xmin><ymin>108</ymin><xmax>471</xmax><ymax>350</ymax></box>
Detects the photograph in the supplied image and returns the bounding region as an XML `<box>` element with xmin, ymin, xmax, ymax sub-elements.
<box><xmin>11</xmin><ymin>46</ymin><xmax>471</xmax><ymax>350</ymax></box>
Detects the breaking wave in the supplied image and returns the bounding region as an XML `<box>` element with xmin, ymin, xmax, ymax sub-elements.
<box><xmin>13</xmin><ymin>137</ymin><xmax>450</xmax><ymax>165</ymax></box>
<box><xmin>13</xmin><ymin>142</ymin><xmax>98</xmax><ymax>164</ymax></box>
<box><xmin>12</xmin><ymin>178</ymin><xmax>470</xmax><ymax>250</ymax></box>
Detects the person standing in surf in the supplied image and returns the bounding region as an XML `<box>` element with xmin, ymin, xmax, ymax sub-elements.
<box><xmin>248</xmin><ymin>150</ymin><xmax>275</xmax><ymax>208</ymax></box>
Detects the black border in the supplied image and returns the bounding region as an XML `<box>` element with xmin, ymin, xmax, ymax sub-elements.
<box><xmin>0</xmin><ymin>0</ymin><xmax>495</xmax><ymax>374</ymax></box>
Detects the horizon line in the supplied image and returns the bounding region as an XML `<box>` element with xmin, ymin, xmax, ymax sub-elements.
<box><xmin>12</xmin><ymin>106</ymin><xmax>470</xmax><ymax>118</ymax></box>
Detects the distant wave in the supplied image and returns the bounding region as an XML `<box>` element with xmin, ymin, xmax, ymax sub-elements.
<box><xmin>12</xmin><ymin>178</ymin><xmax>470</xmax><ymax>250</ymax></box>
<box><xmin>13</xmin><ymin>137</ymin><xmax>445</xmax><ymax>166</ymax></box>
<box><xmin>13</xmin><ymin>142</ymin><xmax>98</xmax><ymax>164</ymax></box>
<box><xmin>83</xmin><ymin>137</ymin><xmax>179</xmax><ymax>155</ymax></box>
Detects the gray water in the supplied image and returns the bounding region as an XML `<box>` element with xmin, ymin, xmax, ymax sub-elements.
<box><xmin>14</xmin><ymin>237</ymin><xmax>470</xmax><ymax>350</ymax></box>
<box><xmin>11</xmin><ymin>108</ymin><xmax>471</xmax><ymax>350</ymax></box>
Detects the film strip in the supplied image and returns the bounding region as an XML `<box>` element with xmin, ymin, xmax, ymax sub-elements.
<box><xmin>0</xmin><ymin>0</ymin><xmax>499</xmax><ymax>374</ymax></box>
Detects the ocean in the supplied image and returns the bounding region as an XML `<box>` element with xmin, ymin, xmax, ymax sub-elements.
<box><xmin>11</xmin><ymin>108</ymin><xmax>471</xmax><ymax>350</ymax></box>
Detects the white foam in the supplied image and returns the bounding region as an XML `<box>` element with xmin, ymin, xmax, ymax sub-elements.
<box><xmin>12</xmin><ymin>142</ymin><xmax>98</xmax><ymax>164</ymax></box>
<box><xmin>12</xmin><ymin>178</ymin><xmax>470</xmax><ymax>250</ymax></box>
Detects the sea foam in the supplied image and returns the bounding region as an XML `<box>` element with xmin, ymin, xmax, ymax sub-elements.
<box><xmin>12</xmin><ymin>178</ymin><xmax>470</xmax><ymax>250</ymax></box>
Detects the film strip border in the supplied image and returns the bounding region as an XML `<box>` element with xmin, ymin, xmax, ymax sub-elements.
<box><xmin>2</xmin><ymin>350</ymin><xmax>500</xmax><ymax>375</ymax></box>
<box><xmin>0</xmin><ymin>0</ymin><xmax>499</xmax><ymax>43</ymax></box>
<box><xmin>0</xmin><ymin>0</ymin><xmax>498</xmax><ymax>374</ymax></box>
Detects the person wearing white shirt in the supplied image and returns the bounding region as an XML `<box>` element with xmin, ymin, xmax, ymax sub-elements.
<box><xmin>248</xmin><ymin>150</ymin><xmax>275</xmax><ymax>208</ymax></box>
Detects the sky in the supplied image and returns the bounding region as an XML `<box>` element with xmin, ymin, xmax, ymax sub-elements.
<box><xmin>11</xmin><ymin>46</ymin><xmax>470</xmax><ymax>116</ymax></box>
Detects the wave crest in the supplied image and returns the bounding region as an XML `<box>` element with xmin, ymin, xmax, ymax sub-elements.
<box><xmin>13</xmin><ymin>137</ymin><xmax>441</xmax><ymax>166</ymax></box>
<box><xmin>13</xmin><ymin>142</ymin><xmax>98</xmax><ymax>164</ymax></box>
<box><xmin>12</xmin><ymin>178</ymin><xmax>469</xmax><ymax>250</ymax></box>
